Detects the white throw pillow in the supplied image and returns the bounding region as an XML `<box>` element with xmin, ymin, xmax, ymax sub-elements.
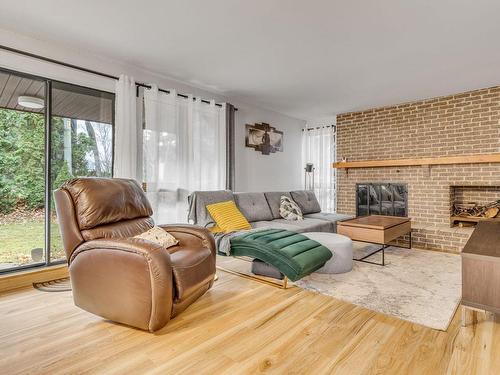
<box><xmin>134</xmin><ymin>226</ymin><xmax>179</xmax><ymax>248</ymax></box>
<box><xmin>279</xmin><ymin>195</ymin><xmax>304</xmax><ymax>221</ymax></box>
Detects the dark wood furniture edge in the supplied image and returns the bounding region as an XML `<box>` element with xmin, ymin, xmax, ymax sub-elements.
<box><xmin>461</xmin><ymin>221</ymin><xmax>500</xmax><ymax>258</ymax></box>
<box><xmin>461</xmin><ymin>252</ymin><xmax>500</xmax><ymax>263</ymax></box>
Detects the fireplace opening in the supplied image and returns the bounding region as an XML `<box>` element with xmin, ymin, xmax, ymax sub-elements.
<box><xmin>450</xmin><ymin>185</ymin><xmax>500</xmax><ymax>227</ymax></box>
<box><xmin>356</xmin><ymin>183</ymin><xmax>408</xmax><ymax>217</ymax></box>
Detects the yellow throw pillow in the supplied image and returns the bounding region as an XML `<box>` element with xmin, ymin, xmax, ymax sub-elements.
<box><xmin>206</xmin><ymin>201</ymin><xmax>252</xmax><ymax>233</ymax></box>
<box><xmin>134</xmin><ymin>226</ymin><xmax>179</xmax><ymax>249</ymax></box>
<box><xmin>208</xmin><ymin>225</ymin><xmax>225</xmax><ymax>234</ymax></box>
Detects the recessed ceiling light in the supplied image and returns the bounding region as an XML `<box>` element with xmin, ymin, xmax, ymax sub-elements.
<box><xmin>18</xmin><ymin>95</ymin><xmax>44</xmax><ymax>109</ymax></box>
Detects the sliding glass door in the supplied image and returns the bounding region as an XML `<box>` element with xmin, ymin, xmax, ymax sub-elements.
<box><xmin>0</xmin><ymin>68</ymin><xmax>114</xmax><ymax>273</ymax></box>
<box><xmin>49</xmin><ymin>82</ymin><xmax>114</xmax><ymax>262</ymax></box>
<box><xmin>0</xmin><ymin>70</ymin><xmax>47</xmax><ymax>271</ymax></box>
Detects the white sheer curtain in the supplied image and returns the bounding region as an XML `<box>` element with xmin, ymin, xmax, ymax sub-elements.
<box><xmin>301</xmin><ymin>125</ymin><xmax>337</xmax><ymax>212</ymax></box>
<box><xmin>113</xmin><ymin>75</ymin><xmax>139</xmax><ymax>179</ymax></box>
<box><xmin>143</xmin><ymin>85</ymin><xmax>226</xmax><ymax>223</ymax></box>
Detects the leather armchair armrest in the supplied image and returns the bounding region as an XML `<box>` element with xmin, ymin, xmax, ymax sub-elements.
<box><xmin>71</xmin><ymin>237</ymin><xmax>171</xmax><ymax>263</ymax></box>
<box><xmin>70</xmin><ymin>238</ymin><xmax>173</xmax><ymax>332</ymax></box>
<box><xmin>158</xmin><ymin>224</ymin><xmax>216</xmax><ymax>257</ymax></box>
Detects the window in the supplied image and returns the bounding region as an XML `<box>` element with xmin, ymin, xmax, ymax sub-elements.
<box><xmin>0</xmin><ymin>68</ymin><xmax>114</xmax><ymax>273</ymax></box>
<box><xmin>0</xmin><ymin>71</ymin><xmax>46</xmax><ymax>271</ymax></box>
<box><xmin>142</xmin><ymin>90</ymin><xmax>225</xmax><ymax>223</ymax></box>
<box><xmin>301</xmin><ymin>125</ymin><xmax>337</xmax><ymax>212</ymax></box>
<box><xmin>50</xmin><ymin>82</ymin><xmax>114</xmax><ymax>262</ymax></box>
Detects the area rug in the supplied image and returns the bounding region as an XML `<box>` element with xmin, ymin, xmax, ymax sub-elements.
<box><xmin>295</xmin><ymin>244</ymin><xmax>461</xmax><ymax>331</ymax></box>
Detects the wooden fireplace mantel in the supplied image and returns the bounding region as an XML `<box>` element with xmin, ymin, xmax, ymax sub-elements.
<box><xmin>333</xmin><ymin>153</ymin><xmax>500</xmax><ymax>170</ymax></box>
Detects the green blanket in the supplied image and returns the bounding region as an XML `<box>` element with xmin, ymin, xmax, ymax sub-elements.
<box><xmin>229</xmin><ymin>229</ymin><xmax>332</xmax><ymax>281</ymax></box>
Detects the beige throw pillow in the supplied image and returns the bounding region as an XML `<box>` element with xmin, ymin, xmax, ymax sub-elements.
<box><xmin>279</xmin><ymin>195</ymin><xmax>304</xmax><ymax>221</ymax></box>
<box><xmin>134</xmin><ymin>226</ymin><xmax>179</xmax><ymax>249</ymax></box>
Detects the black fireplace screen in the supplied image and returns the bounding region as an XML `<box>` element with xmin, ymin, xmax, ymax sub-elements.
<box><xmin>356</xmin><ymin>183</ymin><xmax>408</xmax><ymax>217</ymax></box>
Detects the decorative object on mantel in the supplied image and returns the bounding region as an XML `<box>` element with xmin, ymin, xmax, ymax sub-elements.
<box><xmin>245</xmin><ymin>122</ymin><xmax>283</xmax><ymax>155</ymax></box>
<box><xmin>304</xmin><ymin>163</ymin><xmax>315</xmax><ymax>190</ymax></box>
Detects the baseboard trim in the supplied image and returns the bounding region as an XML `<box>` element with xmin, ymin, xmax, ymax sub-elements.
<box><xmin>0</xmin><ymin>264</ymin><xmax>68</xmax><ymax>293</ymax></box>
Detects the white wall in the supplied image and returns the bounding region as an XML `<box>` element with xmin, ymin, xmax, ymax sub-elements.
<box><xmin>0</xmin><ymin>28</ymin><xmax>306</xmax><ymax>192</ymax></box>
<box><xmin>233</xmin><ymin>101</ymin><xmax>305</xmax><ymax>192</ymax></box>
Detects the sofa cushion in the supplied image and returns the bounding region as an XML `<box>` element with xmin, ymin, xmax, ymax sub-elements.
<box><xmin>234</xmin><ymin>192</ymin><xmax>274</xmax><ymax>222</ymax></box>
<box><xmin>251</xmin><ymin>220</ymin><xmax>302</xmax><ymax>231</ymax></box>
<box><xmin>251</xmin><ymin>218</ymin><xmax>333</xmax><ymax>233</ymax></box>
<box><xmin>276</xmin><ymin>218</ymin><xmax>333</xmax><ymax>232</ymax></box>
<box><xmin>303</xmin><ymin>212</ymin><xmax>354</xmax><ymax>232</ymax></box>
<box><xmin>264</xmin><ymin>191</ymin><xmax>293</xmax><ymax>219</ymax></box>
<box><xmin>290</xmin><ymin>190</ymin><xmax>322</xmax><ymax>214</ymax></box>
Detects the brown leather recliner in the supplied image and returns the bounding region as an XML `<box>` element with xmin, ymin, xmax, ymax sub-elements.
<box><xmin>54</xmin><ymin>177</ymin><xmax>216</xmax><ymax>332</ymax></box>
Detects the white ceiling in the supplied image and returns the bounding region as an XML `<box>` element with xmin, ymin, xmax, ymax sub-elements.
<box><xmin>0</xmin><ymin>0</ymin><xmax>500</xmax><ymax>120</ymax></box>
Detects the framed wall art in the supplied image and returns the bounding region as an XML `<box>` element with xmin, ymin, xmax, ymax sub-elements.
<box><xmin>245</xmin><ymin>122</ymin><xmax>283</xmax><ymax>155</ymax></box>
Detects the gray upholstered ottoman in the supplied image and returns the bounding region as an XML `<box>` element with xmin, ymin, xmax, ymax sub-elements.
<box><xmin>302</xmin><ymin>232</ymin><xmax>353</xmax><ymax>274</ymax></box>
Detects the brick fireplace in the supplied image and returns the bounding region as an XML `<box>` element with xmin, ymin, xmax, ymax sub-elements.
<box><xmin>336</xmin><ymin>86</ymin><xmax>500</xmax><ymax>253</ymax></box>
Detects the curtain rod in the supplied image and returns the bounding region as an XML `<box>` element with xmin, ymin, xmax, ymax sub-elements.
<box><xmin>302</xmin><ymin>125</ymin><xmax>335</xmax><ymax>131</ymax></box>
<box><xmin>134</xmin><ymin>82</ymin><xmax>235</xmax><ymax>109</ymax></box>
<box><xmin>0</xmin><ymin>44</ymin><xmax>237</xmax><ymax>110</ymax></box>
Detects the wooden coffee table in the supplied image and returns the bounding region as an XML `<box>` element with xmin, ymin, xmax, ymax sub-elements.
<box><xmin>337</xmin><ymin>215</ymin><xmax>412</xmax><ymax>266</ymax></box>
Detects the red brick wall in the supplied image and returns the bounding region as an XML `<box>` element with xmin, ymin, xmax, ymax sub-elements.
<box><xmin>336</xmin><ymin>86</ymin><xmax>500</xmax><ymax>252</ymax></box>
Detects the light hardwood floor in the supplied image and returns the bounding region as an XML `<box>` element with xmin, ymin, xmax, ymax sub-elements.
<box><xmin>1</xmin><ymin>271</ymin><xmax>500</xmax><ymax>375</ymax></box>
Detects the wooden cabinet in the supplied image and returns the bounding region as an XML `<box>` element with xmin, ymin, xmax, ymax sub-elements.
<box><xmin>461</xmin><ymin>221</ymin><xmax>500</xmax><ymax>325</ymax></box>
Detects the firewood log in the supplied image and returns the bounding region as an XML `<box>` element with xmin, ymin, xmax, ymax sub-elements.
<box><xmin>485</xmin><ymin>207</ymin><xmax>499</xmax><ymax>218</ymax></box>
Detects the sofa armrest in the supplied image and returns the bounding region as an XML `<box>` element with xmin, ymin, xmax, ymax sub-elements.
<box><xmin>158</xmin><ymin>224</ymin><xmax>216</xmax><ymax>257</ymax></box>
<box><xmin>70</xmin><ymin>238</ymin><xmax>173</xmax><ymax>332</ymax></box>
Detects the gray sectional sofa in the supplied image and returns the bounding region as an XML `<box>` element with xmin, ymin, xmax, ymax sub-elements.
<box><xmin>188</xmin><ymin>189</ymin><xmax>352</xmax><ymax>233</ymax></box>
